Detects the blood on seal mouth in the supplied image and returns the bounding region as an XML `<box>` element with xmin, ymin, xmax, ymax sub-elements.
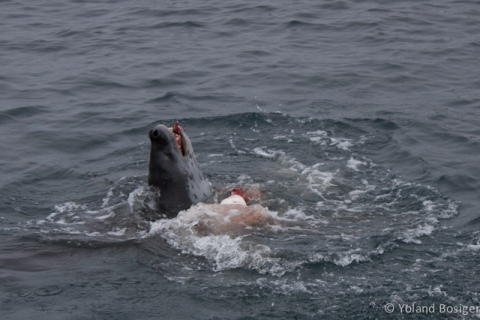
<box><xmin>171</xmin><ymin>122</ymin><xmax>184</xmax><ymax>155</ymax></box>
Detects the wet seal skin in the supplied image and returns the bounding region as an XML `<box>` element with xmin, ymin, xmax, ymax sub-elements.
<box><xmin>147</xmin><ymin>123</ymin><xmax>212</xmax><ymax>219</ymax></box>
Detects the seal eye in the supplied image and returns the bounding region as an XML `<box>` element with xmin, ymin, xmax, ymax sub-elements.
<box><xmin>151</xmin><ymin>129</ymin><xmax>159</xmax><ymax>138</ymax></box>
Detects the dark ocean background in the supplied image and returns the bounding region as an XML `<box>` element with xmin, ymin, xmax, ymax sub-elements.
<box><xmin>1</xmin><ymin>0</ymin><xmax>480</xmax><ymax>319</ymax></box>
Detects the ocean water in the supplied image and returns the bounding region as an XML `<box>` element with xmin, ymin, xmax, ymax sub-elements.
<box><xmin>1</xmin><ymin>0</ymin><xmax>480</xmax><ymax>319</ymax></box>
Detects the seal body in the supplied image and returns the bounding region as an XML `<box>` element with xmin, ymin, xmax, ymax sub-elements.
<box><xmin>148</xmin><ymin>123</ymin><xmax>211</xmax><ymax>218</ymax></box>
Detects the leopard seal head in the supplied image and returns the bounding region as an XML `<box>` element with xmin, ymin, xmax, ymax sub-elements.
<box><xmin>147</xmin><ymin>122</ymin><xmax>212</xmax><ymax>218</ymax></box>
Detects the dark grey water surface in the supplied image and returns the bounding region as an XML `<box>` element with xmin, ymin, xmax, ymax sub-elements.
<box><xmin>1</xmin><ymin>0</ymin><xmax>480</xmax><ymax>319</ymax></box>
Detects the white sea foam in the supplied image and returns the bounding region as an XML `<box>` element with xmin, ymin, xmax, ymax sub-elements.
<box><xmin>467</xmin><ymin>243</ymin><xmax>480</xmax><ymax>251</ymax></box>
<box><xmin>52</xmin><ymin>202</ymin><xmax>86</xmax><ymax>215</ymax></box>
<box><xmin>303</xmin><ymin>167</ymin><xmax>336</xmax><ymax>196</ymax></box>
<box><xmin>146</xmin><ymin>203</ymin><xmax>302</xmax><ymax>275</ymax></box>
<box><xmin>305</xmin><ymin>130</ymin><xmax>328</xmax><ymax>144</ymax></box>
<box><xmin>400</xmin><ymin>225</ymin><xmax>435</xmax><ymax>244</ymax></box>
<box><xmin>330</xmin><ymin>138</ymin><xmax>353</xmax><ymax>151</ymax></box>
<box><xmin>107</xmin><ymin>228</ymin><xmax>127</xmax><ymax>236</ymax></box>
<box><xmin>305</xmin><ymin>130</ymin><xmax>353</xmax><ymax>151</ymax></box>
<box><xmin>439</xmin><ymin>200</ymin><xmax>459</xmax><ymax>219</ymax></box>
<box><xmin>46</xmin><ymin>202</ymin><xmax>87</xmax><ymax>224</ymax></box>
<box><xmin>347</xmin><ymin>157</ymin><xmax>367</xmax><ymax>171</ymax></box>
<box><xmin>423</xmin><ymin>200</ymin><xmax>436</xmax><ymax>212</ymax></box>
<box><xmin>253</xmin><ymin>147</ymin><xmax>284</xmax><ymax>159</ymax></box>
<box><xmin>467</xmin><ymin>234</ymin><xmax>480</xmax><ymax>251</ymax></box>
<box><xmin>273</xmin><ymin>135</ymin><xmax>293</xmax><ymax>143</ymax></box>
<box><xmin>334</xmin><ymin>253</ymin><xmax>371</xmax><ymax>267</ymax></box>
<box><xmin>229</xmin><ymin>138</ymin><xmax>246</xmax><ymax>154</ymax></box>
<box><xmin>270</xmin><ymin>279</ymin><xmax>312</xmax><ymax>295</ymax></box>
<box><xmin>283</xmin><ymin>207</ymin><xmax>316</xmax><ymax>221</ymax></box>
<box><xmin>94</xmin><ymin>211</ymin><xmax>115</xmax><ymax>221</ymax></box>
<box><xmin>242</xmin><ymin>148</ymin><xmax>457</xmax><ymax>262</ymax></box>
<box><xmin>102</xmin><ymin>189</ymin><xmax>114</xmax><ymax>208</ymax></box>
<box><xmin>127</xmin><ymin>186</ymin><xmax>159</xmax><ymax>213</ymax></box>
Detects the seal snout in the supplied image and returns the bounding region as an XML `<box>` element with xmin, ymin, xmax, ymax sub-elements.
<box><xmin>149</xmin><ymin>129</ymin><xmax>159</xmax><ymax>139</ymax></box>
<box><xmin>148</xmin><ymin>124</ymin><xmax>184</xmax><ymax>155</ymax></box>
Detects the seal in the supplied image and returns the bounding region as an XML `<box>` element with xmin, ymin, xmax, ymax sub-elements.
<box><xmin>148</xmin><ymin>122</ymin><xmax>212</xmax><ymax>218</ymax></box>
